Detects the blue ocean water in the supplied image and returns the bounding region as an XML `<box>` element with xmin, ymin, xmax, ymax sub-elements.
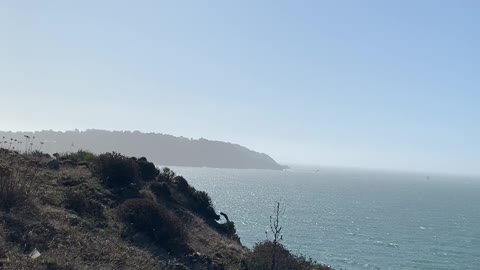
<box><xmin>171</xmin><ymin>166</ymin><xmax>480</xmax><ymax>270</ymax></box>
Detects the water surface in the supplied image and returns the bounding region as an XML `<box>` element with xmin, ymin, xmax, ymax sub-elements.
<box><xmin>170</xmin><ymin>166</ymin><xmax>480</xmax><ymax>270</ymax></box>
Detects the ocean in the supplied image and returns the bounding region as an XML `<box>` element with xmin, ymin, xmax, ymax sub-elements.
<box><xmin>170</xmin><ymin>166</ymin><xmax>480</xmax><ymax>270</ymax></box>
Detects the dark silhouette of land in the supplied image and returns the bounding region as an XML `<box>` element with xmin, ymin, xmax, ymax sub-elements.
<box><xmin>0</xmin><ymin>129</ymin><xmax>287</xmax><ymax>170</ymax></box>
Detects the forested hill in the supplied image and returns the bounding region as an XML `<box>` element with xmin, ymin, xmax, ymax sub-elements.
<box><xmin>0</xmin><ymin>129</ymin><xmax>287</xmax><ymax>170</ymax></box>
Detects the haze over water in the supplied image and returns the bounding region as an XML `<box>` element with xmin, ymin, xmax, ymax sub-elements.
<box><xmin>2</xmin><ymin>1</ymin><xmax>480</xmax><ymax>269</ymax></box>
<box><xmin>172</xmin><ymin>166</ymin><xmax>480</xmax><ymax>270</ymax></box>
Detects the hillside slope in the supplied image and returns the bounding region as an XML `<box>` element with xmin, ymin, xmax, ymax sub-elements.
<box><xmin>0</xmin><ymin>149</ymin><xmax>246</xmax><ymax>269</ymax></box>
<box><xmin>0</xmin><ymin>149</ymin><xmax>332</xmax><ymax>270</ymax></box>
<box><xmin>0</xmin><ymin>130</ymin><xmax>287</xmax><ymax>170</ymax></box>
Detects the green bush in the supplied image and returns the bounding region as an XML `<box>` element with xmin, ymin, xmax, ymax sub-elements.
<box><xmin>118</xmin><ymin>198</ymin><xmax>184</xmax><ymax>246</ymax></box>
<box><xmin>57</xmin><ymin>150</ymin><xmax>97</xmax><ymax>164</ymax></box>
<box><xmin>243</xmin><ymin>241</ymin><xmax>332</xmax><ymax>270</ymax></box>
<box><xmin>95</xmin><ymin>152</ymin><xmax>138</xmax><ymax>188</ymax></box>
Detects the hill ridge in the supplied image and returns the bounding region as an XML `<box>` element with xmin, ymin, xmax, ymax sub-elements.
<box><xmin>0</xmin><ymin>129</ymin><xmax>287</xmax><ymax>170</ymax></box>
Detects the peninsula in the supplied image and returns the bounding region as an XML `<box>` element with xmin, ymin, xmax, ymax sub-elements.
<box><xmin>0</xmin><ymin>130</ymin><xmax>287</xmax><ymax>170</ymax></box>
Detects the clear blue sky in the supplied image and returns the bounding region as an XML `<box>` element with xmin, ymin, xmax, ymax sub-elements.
<box><xmin>1</xmin><ymin>1</ymin><xmax>479</xmax><ymax>175</ymax></box>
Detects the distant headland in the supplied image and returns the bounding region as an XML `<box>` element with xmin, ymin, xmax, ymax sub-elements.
<box><xmin>0</xmin><ymin>129</ymin><xmax>288</xmax><ymax>170</ymax></box>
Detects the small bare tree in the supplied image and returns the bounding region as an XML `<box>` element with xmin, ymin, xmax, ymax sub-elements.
<box><xmin>267</xmin><ymin>201</ymin><xmax>286</xmax><ymax>270</ymax></box>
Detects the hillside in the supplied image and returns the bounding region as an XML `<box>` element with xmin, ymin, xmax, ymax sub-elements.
<box><xmin>0</xmin><ymin>130</ymin><xmax>287</xmax><ymax>170</ymax></box>
<box><xmin>0</xmin><ymin>149</ymin><xmax>332</xmax><ymax>270</ymax></box>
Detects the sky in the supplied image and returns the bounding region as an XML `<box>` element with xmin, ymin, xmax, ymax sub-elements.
<box><xmin>1</xmin><ymin>1</ymin><xmax>479</xmax><ymax>175</ymax></box>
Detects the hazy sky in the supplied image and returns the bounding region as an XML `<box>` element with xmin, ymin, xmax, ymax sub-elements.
<box><xmin>1</xmin><ymin>1</ymin><xmax>479</xmax><ymax>175</ymax></box>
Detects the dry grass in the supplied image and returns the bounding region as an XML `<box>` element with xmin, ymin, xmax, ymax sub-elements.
<box><xmin>0</xmin><ymin>149</ymin><xmax>334</xmax><ymax>270</ymax></box>
<box><xmin>243</xmin><ymin>241</ymin><xmax>333</xmax><ymax>270</ymax></box>
<box><xmin>0</xmin><ymin>150</ymin><xmax>172</xmax><ymax>270</ymax></box>
<box><xmin>0</xmin><ymin>149</ymin><xmax>247</xmax><ymax>270</ymax></box>
<box><xmin>0</xmin><ymin>158</ymin><xmax>41</xmax><ymax>210</ymax></box>
<box><xmin>186</xmin><ymin>213</ymin><xmax>246</xmax><ymax>268</ymax></box>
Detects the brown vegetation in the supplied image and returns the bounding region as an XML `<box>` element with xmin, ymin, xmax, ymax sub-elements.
<box><xmin>118</xmin><ymin>198</ymin><xmax>185</xmax><ymax>251</ymax></box>
<box><xmin>243</xmin><ymin>241</ymin><xmax>332</xmax><ymax>270</ymax></box>
<box><xmin>0</xmin><ymin>149</ymin><xmax>244</xmax><ymax>269</ymax></box>
<box><xmin>0</xmin><ymin>148</ymin><xmax>335</xmax><ymax>270</ymax></box>
<box><xmin>242</xmin><ymin>202</ymin><xmax>332</xmax><ymax>270</ymax></box>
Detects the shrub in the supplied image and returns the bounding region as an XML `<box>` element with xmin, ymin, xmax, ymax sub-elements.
<box><xmin>243</xmin><ymin>241</ymin><xmax>332</xmax><ymax>270</ymax></box>
<box><xmin>137</xmin><ymin>157</ymin><xmax>159</xmax><ymax>181</ymax></box>
<box><xmin>159</xmin><ymin>167</ymin><xmax>175</xmax><ymax>182</ymax></box>
<box><xmin>191</xmin><ymin>191</ymin><xmax>220</xmax><ymax>220</ymax></box>
<box><xmin>43</xmin><ymin>260</ymin><xmax>76</xmax><ymax>270</ymax></box>
<box><xmin>118</xmin><ymin>199</ymin><xmax>184</xmax><ymax>246</ymax></box>
<box><xmin>0</xmin><ymin>236</ymin><xmax>7</xmax><ymax>263</ymax></box>
<box><xmin>174</xmin><ymin>176</ymin><xmax>191</xmax><ymax>193</ymax></box>
<box><xmin>150</xmin><ymin>182</ymin><xmax>171</xmax><ymax>200</ymax></box>
<box><xmin>58</xmin><ymin>150</ymin><xmax>97</xmax><ymax>164</ymax></box>
<box><xmin>0</xmin><ymin>166</ymin><xmax>36</xmax><ymax>210</ymax></box>
<box><xmin>30</xmin><ymin>150</ymin><xmax>51</xmax><ymax>159</ymax></box>
<box><xmin>216</xmin><ymin>221</ymin><xmax>236</xmax><ymax>236</ymax></box>
<box><xmin>243</xmin><ymin>201</ymin><xmax>332</xmax><ymax>270</ymax></box>
<box><xmin>95</xmin><ymin>152</ymin><xmax>138</xmax><ymax>188</ymax></box>
<box><xmin>47</xmin><ymin>159</ymin><xmax>60</xmax><ymax>170</ymax></box>
<box><xmin>3</xmin><ymin>212</ymin><xmax>57</xmax><ymax>253</ymax></box>
<box><xmin>164</xmin><ymin>261</ymin><xmax>190</xmax><ymax>270</ymax></box>
<box><xmin>64</xmin><ymin>190</ymin><xmax>104</xmax><ymax>219</ymax></box>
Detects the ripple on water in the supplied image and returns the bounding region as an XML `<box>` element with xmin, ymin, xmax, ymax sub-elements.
<box><xmin>171</xmin><ymin>166</ymin><xmax>480</xmax><ymax>270</ymax></box>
